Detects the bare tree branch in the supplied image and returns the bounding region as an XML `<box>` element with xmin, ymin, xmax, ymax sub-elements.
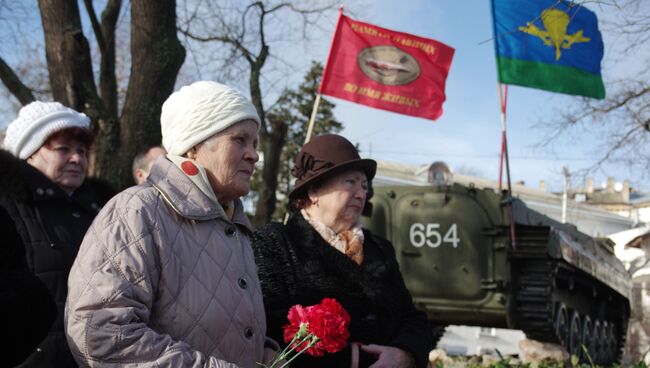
<box><xmin>83</xmin><ymin>0</ymin><xmax>106</xmax><ymax>52</ymax></box>
<box><xmin>98</xmin><ymin>0</ymin><xmax>122</xmax><ymax>117</ymax></box>
<box><xmin>0</xmin><ymin>56</ymin><xmax>34</xmax><ymax>105</ymax></box>
<box><xmin>177</xmin><ymin>0</ymin><xmax>339</xmax><ymax>225</ymax></box>
<box><xmin>180</xmin><ymin>30</ymin><xmax>256</xmax><ymax>63</ymax></box>
<box><xmin>533</xmin><ymin>0</ymin><xmax>650</xmax><ymax>179</ymax></box>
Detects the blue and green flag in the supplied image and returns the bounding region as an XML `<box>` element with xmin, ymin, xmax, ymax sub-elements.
<box><xmin>491</xmin><ymin>0</ymin><xmax>605</xmax><ymax>99</ymax></box>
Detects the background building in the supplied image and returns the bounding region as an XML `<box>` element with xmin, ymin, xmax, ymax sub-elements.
<box><xmin>373</xmin><ymin>160</ymin><xmax>635</xmax><ymax>236</ymax></box>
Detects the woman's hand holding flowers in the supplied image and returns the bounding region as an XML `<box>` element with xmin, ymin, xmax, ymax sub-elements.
<box><xmin>261</xmin><ymin>298</ymin><xmax>351</xmax><ymax>368</ymax></box>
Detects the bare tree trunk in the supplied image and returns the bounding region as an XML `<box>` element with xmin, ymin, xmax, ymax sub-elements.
<box><xmin>97</xmin><ymin>0</ymin><xmax>121</xmax><ymax>117</ymax></box>
<box><xmin>3</xmin><ymin>0</ymin><xmax>184</xmax><ymax>189</ymax></box>
<box><xmin>35</xmin><ymin>0</ymin><xmax>184</xmax><ymax>189</ymax></box>
<box><xmin>255</xmin><ymin>120</ymin><xmax>287</xmax><ymax>227</ymax></box>
<box><xmin>38</xmin><ymin>0</ymin><xmax>116</xmax><ymax>180</ymax></box>
<box><xmin>38</xmin><ymin>0</ymin><xmax>99</xmax><ymax>112</ymax></box>
<box><xmin>118</xmin><ymin>0</ymin><xmax>185</xmax><ymax>186</ymax></box>
<box><xmin>247</xmin><ymin>45</ymin><xmax>277</xmax><ymax>228</ymax></box>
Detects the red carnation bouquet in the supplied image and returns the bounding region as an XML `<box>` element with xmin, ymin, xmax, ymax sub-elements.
<box><xmin>263</xmin><ymin>298</ymin><xmax>351</xmax><ymax>368</ymax></box>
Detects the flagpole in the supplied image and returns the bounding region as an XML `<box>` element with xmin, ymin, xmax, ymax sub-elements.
<box><xmin>304</xmin><ymin>6</ymin><xmax>344</xmax><ymax>145</ymax></box>
<box><xmin>289</xmin><ymin>93</ymin><xmax>322</xmax><ymax>224</ymax></box>
<box><xmin>291</xmin><ymin>92</ymin><xmax>321</xmax><ymax>225</ymax></box>
<box><xmin>498</xmin><ymin>135</ymin><xmax>505</xmax><ymax>190</ymax></box>
<box><xmin>304</xmin><ymin>94</ymin><xmax>322</xmax><ymax>144</ymax></box>
<box><xmin>497</xmin><ymin>82</ymin><xmax>516</xmax><ymax>250</ymax></box>
<box><xmin>497</xmin><ymin>83</ymin><xmax>509</xmax><ymax>191</ymax></box>
<box><xmin>285</xmin><ymin>7</ymin><xmax>345</xmax><ymax>224</ymax></box>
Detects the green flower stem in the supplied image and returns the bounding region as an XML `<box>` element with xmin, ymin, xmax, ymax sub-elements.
<box><xmin>275</xmin><ymin>335</ymin><xmax>300</xmax><ymax>362</ymax></box>
<box><xmin>267</xmin><ymin>322</ymin><xmax>312</xmax><ymax>367</ymax></box>
<box><xmin>278</xmin><ymin>334</ymin><xmax>320</xmax><ymax>368</ymax></box>
<box><xmin>266</xmin><ymin>333</ymin><xmax>314</xmax><ymax>368</ymax></box>
<box><xmin>265</xmin><ymin>333</ymin><xmax>302</xmax><ymax>368</ymax></box>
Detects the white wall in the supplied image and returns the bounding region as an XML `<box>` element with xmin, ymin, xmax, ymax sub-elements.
<box><xmin>438</xmin><ymin>325</ymin><xmax>525</xmax><ymax>356</ymax></box>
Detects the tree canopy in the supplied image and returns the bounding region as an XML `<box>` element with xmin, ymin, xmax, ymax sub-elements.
<box><xmin>0</xmin><ymin>0</ymin><xmax>185</xmax><ymax>188</ymax></box>
<box><xmin>0</xmin><ymin>0</ymin><xmax>344</xmax><ymax>227</ymax></box>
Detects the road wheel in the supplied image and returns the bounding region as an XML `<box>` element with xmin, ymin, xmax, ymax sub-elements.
<box><xmin>555</xmin><ymin>303</ymin><xmax>569</xmax><ymax>348</ymax></box>
<box><xmin>592</xmin><ymin>320</ymin><xmax>602</xmax><ymax>364</ymax></box>
<box><xmin>568</xmin><ymin>311</ymin><xmax>582</xmax><ymax>359</ymax></box>
<box><xmin>581</xmin><ymin>315</ymin><xmax>592</xmax><ymax>361</ymax></box>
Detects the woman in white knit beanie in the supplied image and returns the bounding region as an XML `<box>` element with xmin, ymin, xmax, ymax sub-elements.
<box><xmin>1</xmin><ymin>101</ymin><xmax>116</xmax><ymax>367</ymax></box>
<box><xmin>65</xmin><ymin>81</ymin><xmax>277</xmax><ymax>368</ymax></box>
<box><xmin>4</xmin><ymin>101</ymin><xmax>93</xmax><ymax>194</ymax></box>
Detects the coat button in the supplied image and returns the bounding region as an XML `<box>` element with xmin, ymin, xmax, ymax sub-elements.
<box><xmin>45</xmin><ymin>188</ymin><xmax>54</xmax><ymax>196</ymax></box>
<box><xmin>36</xmin><ymin>188</ymin><xmax>44</xmax><ymax>195</ymax></box>
<box><xmin>244</xmin><ymin>327</ymin><xmax>254</xmax><ymax>339</ymax></box>
<box><xmin>225</xmin><ymin>226</ymin><xmax>236</xmax><ymax>236</ymax></box>
<box><xmin>72</xmin><ymin>211</ymin><xmax>81</xmax><ymax>218</ymax></box>
<box><xmin>238</xmin><ymin>277</ymin><xmax>248</xmax><ymax>289</ymax></box>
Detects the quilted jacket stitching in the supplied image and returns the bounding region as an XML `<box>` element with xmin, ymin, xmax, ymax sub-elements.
<box><xmin>66</xmin><ymin>158</ymin><xmax>265</xmax><ymax>367</ymax></box>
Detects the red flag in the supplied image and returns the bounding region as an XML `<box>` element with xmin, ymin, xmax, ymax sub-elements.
<box><xmin>320</xmin><ymin>13</ymin><xmax>455</xmax><ymax>120</ymax></box>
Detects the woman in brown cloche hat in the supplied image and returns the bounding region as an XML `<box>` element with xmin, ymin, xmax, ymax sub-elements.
<box><xmin>252</xmin><ymin>134</ymin><xmax>433</xmax><ymax>368</ymax></box>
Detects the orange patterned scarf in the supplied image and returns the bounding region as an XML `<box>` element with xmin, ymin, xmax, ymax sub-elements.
<box><xmin>301</xmin><ymin>210</ymin><xmax>364</xmax><ymax>265</ymax></box>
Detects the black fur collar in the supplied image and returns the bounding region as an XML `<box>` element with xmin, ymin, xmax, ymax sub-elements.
<box><xmin>0</xmin><ymin>149</ymin><xmax>33</xmax><ymax>201</ymax></box>
<box><xmin>284</xmin><ymin>213</ymin><xmax>391</xmax><ymax>306</ymax></box>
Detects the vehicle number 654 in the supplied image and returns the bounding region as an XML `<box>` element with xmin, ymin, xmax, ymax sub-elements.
<box><xmin>409</xmin><ymin>223</ymin><xmax>460</xmax><ymax>248</ymax></box>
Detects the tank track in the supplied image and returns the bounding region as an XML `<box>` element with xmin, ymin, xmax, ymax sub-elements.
<box><xmin>512</xmin><ymin>226</ymin><xmax>628</xmax><ymax>365</ymax></box>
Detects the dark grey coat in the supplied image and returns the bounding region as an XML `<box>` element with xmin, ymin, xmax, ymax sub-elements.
<box><xmin>253</xmin><ymin>212</ymin><xmax>433</xmax><ymax>368</ymax></box>
<box><xmin>0</xmin><ymin>150</ymin><xmax>115</xmax><ymax>367</ymax></box>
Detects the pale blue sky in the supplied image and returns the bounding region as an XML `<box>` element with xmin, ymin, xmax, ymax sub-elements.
<box><xmin>312</xmin><ymin>0</ymin><xmax>645</xmax><ymax>193</ymax></box>
<box><xmin>0</xmin><ymin>1</ymin><xmax>644</xmax><ymax>193</ymax></box>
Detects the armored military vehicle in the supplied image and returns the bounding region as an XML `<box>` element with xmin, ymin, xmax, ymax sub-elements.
<box><xmin>363</xmin><ymin>183</ymin><xmax>631</xmax><ymax>364</ymax></box>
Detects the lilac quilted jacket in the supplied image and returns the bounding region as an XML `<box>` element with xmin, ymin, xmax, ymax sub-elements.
<box><xmin>65</xmin><ymin>157</ymin><xmax>266</xmax><ymax>367</ymax></box>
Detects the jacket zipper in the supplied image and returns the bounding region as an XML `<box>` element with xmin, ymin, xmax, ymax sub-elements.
<box><xmin>151</xmin><ymin>182</ymin><xmax>184</xmax><ymax>216</ymax></box>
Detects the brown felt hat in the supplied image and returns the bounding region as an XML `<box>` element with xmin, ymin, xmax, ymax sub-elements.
<box><xmin>289</xmin><ymin>134</ymin><xmax>377</xmax><ymax>199</ymax></box>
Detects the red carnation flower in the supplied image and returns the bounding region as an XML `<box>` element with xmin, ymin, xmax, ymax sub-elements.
<box><xmin>281</xmin><ymin>298</ymin><xmax>351</xmax><ymax>357</ymax></box>
<box><xmin>283</xmin><ymin>304</ymin><xmax>311</xmax><ymax>349</ymax></box>
<box><xmin>305</xmin><ymin>298</ymin><xmax>351</xmax><ymax>355</ymax></box>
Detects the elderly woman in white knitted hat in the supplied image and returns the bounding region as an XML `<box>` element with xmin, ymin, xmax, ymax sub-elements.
<box><xmin>65</xmin><ymin>81</ymin><xmax>273</xmax><ymax>367</ymax></box>
<box><xmin>1</xmin><ymin>101</ymin><xmax>116</xmax><ymax>367</ymax></box>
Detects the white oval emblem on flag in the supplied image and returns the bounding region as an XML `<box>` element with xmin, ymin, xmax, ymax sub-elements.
<box><xmin>358</xmin><ymin>46</ymin><xmax>420</xmax><ymax>86</ymax></box>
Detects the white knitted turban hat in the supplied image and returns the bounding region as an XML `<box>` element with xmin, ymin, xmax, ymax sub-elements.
<box><xmin>161</xmin><ymin>81</ymin><xmax>260</xmax><ymax>156</ymax></box>
<box><xmin>4</xmin><ymin>101</ymin><xmax>91</xmax><ymax>159</ymax></box>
